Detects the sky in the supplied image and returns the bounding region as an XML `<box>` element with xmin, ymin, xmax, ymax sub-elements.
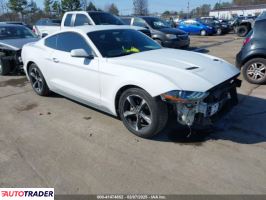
<box><xmin>35</xmin><ymin>0</ymin><xmax>223</xmax><ymax>15</ymax></box>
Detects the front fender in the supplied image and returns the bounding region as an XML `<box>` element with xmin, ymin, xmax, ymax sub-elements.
<box><xmin>100</xmin><ymin>64</ymin><xmax>179</xmax><ymax>115</ymax></box>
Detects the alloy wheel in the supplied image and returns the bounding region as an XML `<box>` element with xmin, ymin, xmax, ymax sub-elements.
<box><xmin>123</xmin><ymin>95</ymin><xmax>152</xmax><ymax>132</ymax></box>
<box><xmin>247</xmin><ymin>62</ymin><xmax>266</xmax><ymax>81</ymax></box>
<box><xmin>29</xmin><ymin>67</ymin><xmax>43</xmax><ymax>93</ymax></box>
<box><xmin>0</xmin><ymin>62</ymin><xmax>2</xmax><ymax>74</ymax></box>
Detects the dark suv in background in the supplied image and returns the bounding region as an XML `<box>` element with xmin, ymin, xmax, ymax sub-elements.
<box><xmin>236</xmin><ymin>12</ymin><xmax>266</xmax><ymax>84</ymax></box>
<box><xmin>200</xmin><ymin>17</ymin><xmax>230</xmax><ymax>35</ymax></box>
<box><xmin>121</xmin><ymin>16</ymin><xmax>190</xmax><ymax>49</ymax></box>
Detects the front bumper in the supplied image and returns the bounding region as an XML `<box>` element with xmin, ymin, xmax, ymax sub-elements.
<box><xmin>163</xmin><ymin>38</ymin><xmax>190</xmax><ymax>48</ymax></box>
<box><xmin>171</xmin><ymin>77</ymin><xmax>242</xmax><ymax>127</ymax></box>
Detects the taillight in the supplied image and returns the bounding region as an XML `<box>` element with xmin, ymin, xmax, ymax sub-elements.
<box><xmin>243</xmin><ymin>37</ymin><xmax>251</xmax><ymax>46</ymax></box>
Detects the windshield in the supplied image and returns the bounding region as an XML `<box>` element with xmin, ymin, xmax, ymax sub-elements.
<box><xmin>0</xmin><ymin>26</ymin><xmax>36</xmax><ymax>40</ymax></box>
<box><xmin>87</xmin><ymin>29</ymin><xmax>161</xmax><ymax>58</ymax></box>
<box><xmin>89</xmin><ymin>12</ymin><xmax>125</xmax><ymax>25</ymax></box>
<box><xmin>145</xmin><ymin>18</ymin><xmax>171</xmax><ymax>29</ymax></box>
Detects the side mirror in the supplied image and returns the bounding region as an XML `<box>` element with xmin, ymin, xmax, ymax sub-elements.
<box><xmin>70</xmin><ymin>49</ymin><xmax>94</xmax><ymax>59</ymax></box>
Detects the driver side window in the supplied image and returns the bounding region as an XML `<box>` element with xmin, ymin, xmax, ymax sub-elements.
<box><xmin>56</xmin><ymin>32</ymin><xmax>92</xmax><ymax>53</ymax></box>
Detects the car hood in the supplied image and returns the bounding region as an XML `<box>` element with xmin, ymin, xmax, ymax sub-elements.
<box><xmin>158</xmin><ymin>27</ymin><xmax>187</xmax><ymax>35</ymax></box>
<box><xmin>0</xmin><ymin>37</ymin><xmax>39</xmax><ymax>51</ymax></box>
<box><xmin>108</xmin><ymin>48</ymin><xmax>240</xmax><ymax>92</ymax></box>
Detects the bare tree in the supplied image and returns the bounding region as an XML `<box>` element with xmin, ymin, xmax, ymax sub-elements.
<box><xmin>0</xmin><ymin>0</ymin><xmax>8</xmax><ymax>14</ymax></box>
<box><xmin>133</xmin><ymin>0</ymin><xmax>148</xmax><ymax>16</ymax></box>
<box><xmin>105</xmin><ymin>3</ymin><xmax>119</xmax><ymax>16</ymax></box>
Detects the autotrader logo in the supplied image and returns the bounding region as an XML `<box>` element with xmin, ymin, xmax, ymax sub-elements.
<box><xmin>0</xmin><ymin>188</ymin><xmax>54</xmax><ymax>200</ymax></box>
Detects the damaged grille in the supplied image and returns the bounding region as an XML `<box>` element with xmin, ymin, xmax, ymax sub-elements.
<box><xmin>204</xmin><ymin>76</ymin><xmax>239</xmax><ymax>104</ymax></box>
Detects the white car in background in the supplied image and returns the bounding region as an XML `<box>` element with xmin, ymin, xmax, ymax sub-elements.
<box><xmin>22</xmin><ymin>25</ymin><xmax>241</xmax><ymax>138</ymax></box>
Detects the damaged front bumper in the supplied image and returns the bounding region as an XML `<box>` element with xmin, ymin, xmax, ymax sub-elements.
<box><xmin>162</xmin><ymin>78</ymin><xmax>242</xmax><ymax>127</ymax></box>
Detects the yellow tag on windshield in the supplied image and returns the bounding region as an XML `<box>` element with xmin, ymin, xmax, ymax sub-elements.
<box><xmin>124</xmin><ymin>47</ymin><xmax>140</xmax><ymax>53</ymax></box>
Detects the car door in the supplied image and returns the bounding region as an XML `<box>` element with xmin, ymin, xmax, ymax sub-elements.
<box><xmin>179</xmin><ymin>21</ymin><xmax>190</xmax><ymax>33</ymax></box>
<box><xmin>49</xmin><ymin>32</ymin><xmax>100</xmax><ymax>106</ymax></box>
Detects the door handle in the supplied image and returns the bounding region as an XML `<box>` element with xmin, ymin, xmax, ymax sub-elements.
<box><xmin>53</xmin><ymin>58</ymin><xmax>59</xmax><ymax>63</ymax></box>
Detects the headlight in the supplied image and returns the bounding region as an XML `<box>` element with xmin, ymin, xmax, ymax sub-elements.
<box><xmin>161</xmin><ymin>90</ymin><xmax>209</xmax><ymax>103</ymax></box>
<box><xmin>166</xmin><ymin>34</ymin><xmax>177</xmax><ymax>39</ymax></box>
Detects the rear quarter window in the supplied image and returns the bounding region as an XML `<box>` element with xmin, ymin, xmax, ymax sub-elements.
<box><xmin>44</xmin><ymin>35</ymin><xmax>57</xmax><ymax>49</ymax></box>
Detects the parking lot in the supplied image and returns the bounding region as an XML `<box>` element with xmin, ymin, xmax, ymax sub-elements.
<box><xmin>0</xmin><ymin>34</ymin><xmax>266</xmax><ymax>194</ymax></box>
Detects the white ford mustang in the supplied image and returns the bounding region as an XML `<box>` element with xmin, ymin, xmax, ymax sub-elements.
<box><xmin>22</xmin><ymin>25</ymin><xmax>241</xmax><ymax>138</ymax></box>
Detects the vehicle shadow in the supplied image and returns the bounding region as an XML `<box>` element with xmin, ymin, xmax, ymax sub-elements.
<box><xmin>154</xmin><ymin>94</ymin><xmax>266</xmax><ymax>145</ymax></box>
<box><xmin>45</xmin><ymin>91</ymin><xmax>266</xmax><ymax>145</ymax></box>
<box><xmin>188</xmin><ymin>47</ymin><xmax>209</xmax><ymax>54</ymax></box>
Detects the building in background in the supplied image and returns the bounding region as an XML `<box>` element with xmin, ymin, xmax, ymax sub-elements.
<box><xmin>210</xmin><ymin>4</ymin><xmax>266</xmax><ymax>19</ymax></box>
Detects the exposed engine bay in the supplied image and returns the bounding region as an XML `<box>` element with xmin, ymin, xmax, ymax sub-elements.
<box><xmin>0</xmin><ymin>48</ymin><xmax>23</xmax><ymax>75</ymax></box>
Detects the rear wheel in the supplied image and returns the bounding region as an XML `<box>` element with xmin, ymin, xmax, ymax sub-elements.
<box><xmin>242</xmin><ymin>58</ymin><xmax>266</xmax><ymax>84</ymax></box>
<box><xmin>216</xmin><ymin>28</ymin><xmax>222</xmax><ymax>35</ymax></box>
<box><xmin>0</xmin><ymin>57</ymin><xmax>11</xmax><ymax>76</ymax></box>
<box><xmin>237</xmin><ymin>25</ymin><xmax>249</xmax><ymax>37</ymax></box>
<box><xmin>119</xmin><ymin>88</ymin><xmax>168</xmax><ymax>138</ymax></box>
<box><xmin>200</xmin><ymin>30</ymin><xmax>207</xmax><ymax>36</ymax></box>
<box><xmin>28</xmin><ymin>63</ymin><xmax>50</xmax><ymax>96</ymax></box>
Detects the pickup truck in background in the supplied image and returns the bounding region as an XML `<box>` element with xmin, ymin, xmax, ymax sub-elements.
<box><xmin>34</xmin><ymin>11</ymin><xmax>151</xmax><ymax>38</ymax></box>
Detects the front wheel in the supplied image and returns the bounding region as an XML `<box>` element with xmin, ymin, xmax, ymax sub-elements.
<box><xmin>0</xmin><ymin>57</ymin><xmax>11</xmax><ymax>76</ymax></box>
<box><xmin>200</xmin><ymin>30</ymin><xmax>207</xmax><ymax>36</ymax></box>
<box><xmin>28</xmin><ymin>63</ymin><xmax>50</xmax><ymax>96</ymax></box>
<box><xmin>242</xmin><ymin>58</ymin><xmax>266</xmax><ymax>84</ymax></box>
<box><xmin>119</xmin><ymin>88</ymin><xmax>168</xmax><ymax>138</ymax></box>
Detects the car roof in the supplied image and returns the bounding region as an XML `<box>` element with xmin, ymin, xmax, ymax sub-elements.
<box><xmin>0</xmin><ymin>24</ymin><xmax>25</xmax><ymax>27</ymax></box>
<box><xmin>140</xmin><ymin>16</ymin><xmax>158</xmax><ymax>19</ymax></box>
<box><xmin>0</xmin><ymin>21</ymin><xmax>24</xmax><ymax>24</ymax></box>
<box><xmin>63</xmin><ymin>25</ymin><xmax>136</xmax><ymax>33</ymax></box>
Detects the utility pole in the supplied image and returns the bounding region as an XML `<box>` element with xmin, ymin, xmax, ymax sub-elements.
<box><xmin>187</xmin><ymin>0</ymin><xmax>190</xmax><ymax>19</ymax></box>
<box><xmin>218</xmin><ymin>0</ymin><xmax>221</xmax><ymax>18</ymax></box>
<box><xmin>84</xmin><ymin>0</ymin><xmax>88</xmax><ymax>11</ymax></box>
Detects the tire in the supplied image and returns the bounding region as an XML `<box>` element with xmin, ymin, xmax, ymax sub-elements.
<box><xmin>237</xmin><ymin>25</ymin><xmax>248</xmax><ymax>37</ymax></box>
<box><xmin>118</xmin><ymin>88</ymin><xmax>168</xmax><ymax>138</ymax></box>
<box><xmin>154</xmin><ymin>39</ymin><xmax>162</xmax><ymax>46</ymax></box>
<box><xmin>216</xmin><ymin>28</ymin><xmax>222</xmax><ymax>35</ymax></box>
<box><xmin>28</xmin><ymin>63</ymin><xmax>50</xmax><ymax>96</ymax></box>
<box><xmin>0</xmin><ymin>57</ymin><xmax>11</xmax><ymax>76</ymax></box>
<box><xmin>200</xmin><ymin>30</ymin><xmax>207</xmax><ymax>36</ymax></box>
<box><xmin>242</xmin><ymin>58</ymin><xmax>266</xmax><ymax>84</ymax></box>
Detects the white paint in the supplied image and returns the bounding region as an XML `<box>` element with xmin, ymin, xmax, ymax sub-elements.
<box><xmin>22</xmin><ymin>26</ymin><xmax>239</xmax><ymax>116</ymax></box>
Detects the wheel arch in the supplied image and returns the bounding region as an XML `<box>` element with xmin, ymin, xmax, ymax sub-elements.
<box><xmin>26</xmin><ymin>61</ymin><xmax>35</xmax><ymax>73</ymax></box>
<box><xmin>242</xmin><ymin>54</ymin><xmax>266</xmax><ymax>68</ymax></box>
<box><xmin>114</xmin><ymin>84</ymin><xmax>143</xmax><ymax>116</ymax></box>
